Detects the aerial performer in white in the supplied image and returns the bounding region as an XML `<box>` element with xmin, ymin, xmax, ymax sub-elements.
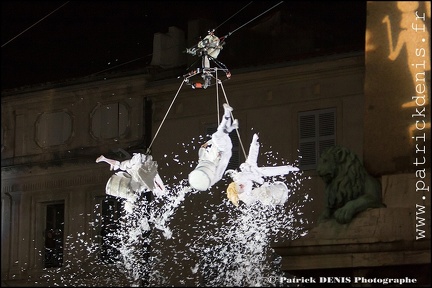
<box><xmin>96</xmin><ymin>153</ymin><xmax>166</xmax><ymax>212</ymax></box>
<box><xmin>188</xmin><ymin>103</ymin><xmax>239</xmax><ymax>191</ymax></box>
<box><xmin>226</xmin><ymin>133</ymin><xmax>300</xmax><ymax>207</ymax></box>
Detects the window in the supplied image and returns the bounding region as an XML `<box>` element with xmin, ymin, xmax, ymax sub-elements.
<box><xmin>44</xmin><ymin>202</ymin><xmax>64</xmax><ymax>268</ymax></box>
<box><xmin>205</xmin><ymin>124</ymin><xmax>240</xmax><ymax>170</ymax></box>
<box><xmin>99</xmin><ymin>196</ymin><xmax>123</xmax><ymax>263</ymax></box>
<box><xmin>91</xmin><ymin>102</ymin><xmax>129</xmax><ymax>139</ymax></box>
<box><xmin>298</xmin><ymin>108</ymin><xmax>336</xmax><ymax>170</ymax></box>
<box><xmin>36</xmin><ymin>111</ymin><xmax>72</xmax><ymax>147</ymax></box>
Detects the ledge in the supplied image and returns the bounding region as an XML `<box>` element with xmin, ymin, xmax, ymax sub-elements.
<box><xmin>272</xmin><ymin>207</ymin><xmax>431</xmax><ymax>270</ymax></box>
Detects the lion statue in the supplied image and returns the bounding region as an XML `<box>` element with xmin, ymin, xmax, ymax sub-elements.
<box><xmin>317</xmin><ymin>145</ymin><xmax>385</xmax><ymax>224</ymax></box>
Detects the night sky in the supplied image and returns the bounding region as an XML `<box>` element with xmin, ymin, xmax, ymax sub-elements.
<box><xmin>1</xmin><ymin>1</ymin><xmax>365</xmax><ymax>90</ymax></box>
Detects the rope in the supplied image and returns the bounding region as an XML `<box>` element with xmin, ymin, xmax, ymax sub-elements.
<box><xmin>210</xmin><ymin>56</ymin><xmax>229</xmax><ymax>70</ymax></box>
<box><xmin>213</xmin><ymin>1</ymin><xmax>254</xmax><ymax>32</ymax></box>
<box><xmin>226</xmin><ymin>1</ymin><xmax>284</xmax><ymax>38</ymax></box>
<box><xmin>2</xmin><ymin>1</ymin><xmax>70</xmax><ymax>48</ymax></box>
<box><xmin>147</xmin><ymin>0</ymin><xmax>284</xmax><ymax>157</ymax></box>
<box><xmin>147</xmin><ymin>79</ymin><xmax>186</xmax><ymax>151</ymax></box>
<box><xmin>218</xmin><ymin>80</ymin><xmax>247</xmax><ymax>160</ymax></box>
<box><xmin>89</xmin><ymin>55</ymin><xmax>150</xmax><ymax>76</ymax></box>
<box><xmin>215</xmin><ymin>69</ymin><xmax>220</xmax><ymax>124</ymax></box>
<box><xmin>185</xmin><ymin>57</ymin><xmax>200</xmax><ymax>73</ymax></box>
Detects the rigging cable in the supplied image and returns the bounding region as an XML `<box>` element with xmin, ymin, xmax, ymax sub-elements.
<box><xmin>219</xmin><ymin>80</ymin><xmax>247</xmax><ymax>159</ymax></box>
<box><xmin>90</xmin><ymin>1</ymin><xmax>284</xmax><ymax>81</ymax></box>
<box><xmin>147</xmin><ymin>79</ymin><xmax>186</xmax><ymax>152</ymax></box>
<box><xmin>222</xmin><ymin>1</ymin><xmax>284</xmax><ymax>40</ymax></box>
<box><xmin>92</xmin><ymin>0</ymin><xmax>252</xmax><ymax>80</ymax></box>
<box><xmin>212</xmin><ymin>1</ymin><xmax>254</xmax><ymax>32</ymax></box>
<box><xmin>216</xmin><ymin>70</ymin><xmax>221</xmax><ymax>124</ymax></box>
<box><xmin>150</xmin><ymin>1</ymin><xmax>285</xmax><ymax>157</ymax></box>
<box><xmin>214</xmin><ymin>76</ymin><xmax>247</xmax><ymax>159</ymax></box>
<box><xmin>2</xmin><ymin>1</ymin><xmax>70</xmax><ymax>48</ymax></box>
<box><xmin>88</xmin><ymin>54</ymin><xmax>150</xmax><ymax>76</ymax></box>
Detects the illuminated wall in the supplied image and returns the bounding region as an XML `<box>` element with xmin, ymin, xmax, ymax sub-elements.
<box><xmin>364</xmin><ymin>1</ymin><xmax>430</xmax><ymax>175</ymax></box>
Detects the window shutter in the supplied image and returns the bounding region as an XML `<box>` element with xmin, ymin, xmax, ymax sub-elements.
<box><xmin>318</xmin><ymin>110</ymin><xmax>336</xmax><ymax>157</ymax></box>
<box><xmin>298</xmin><ymin>108</ymin><xmax>336</xmax><ymax>170</ymax></box>
<box><xmin>298</xmin><ymin>113</ymin><xmax>317</xmax><ymax>169</ymax></box>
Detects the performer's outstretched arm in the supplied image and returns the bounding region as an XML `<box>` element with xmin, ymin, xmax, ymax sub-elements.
<box><xmin>259</xmin><ymin>165</ymin><xmax>300</xmax><ymax>177</ymax></box>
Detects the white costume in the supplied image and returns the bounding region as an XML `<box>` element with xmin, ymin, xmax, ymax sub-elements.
<box><xmin>188</xmin><ymin>103</ymin><xmax>238</xmax><ymax>191</ymax></box>
<box><xmin>96</xmin><ymin>153</ymin><xmax>166</xmax><ymax>212</ymax></box>
<box><xmin>226</xmin><ymin>133</ymin><xmax>299</xmax><ymax>207</ymax></box>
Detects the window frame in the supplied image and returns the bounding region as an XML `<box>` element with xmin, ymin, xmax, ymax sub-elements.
<box><xmin>35</xmin><ymin>110</ymin><xmax>73</xmax><ymax>148</ymax></box>
<box><xmin>43</xmin><ymin>201</ymin><xmax>65</xmax><ymax>268</ymax></box>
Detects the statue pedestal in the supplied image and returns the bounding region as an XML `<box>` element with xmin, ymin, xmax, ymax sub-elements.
<box><xmin>273</xmin><ymin>207</ymin><xmax>431</xmax><ymax>286</ymax></box>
